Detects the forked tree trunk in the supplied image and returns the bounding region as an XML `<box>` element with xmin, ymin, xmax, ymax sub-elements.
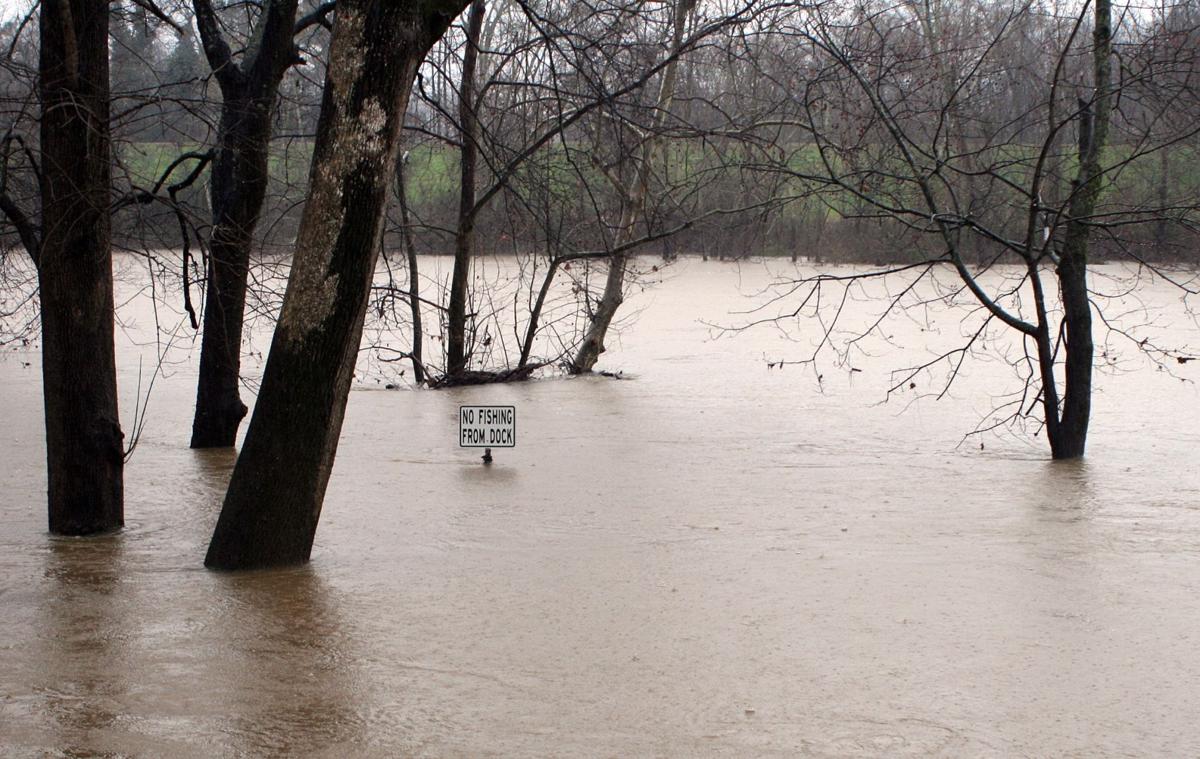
<box><xmin>190</xmin><ymin>0</ymin><xmax>301</xmax><ymax>448</ymax></box>
<box><xmin>205</xmin><ymin>0</ymin><xmax>468</xmax><ymax>570</ymax></box>
<box><xmin>1045</xmin><ymin>0</ymin><xmax>1111</xmax><ymax>460</ymax></box>
<box><xmin>38</xmin><ymin>0</ymin><xmax>124</xmax><ymax>534</ymax></box>
<box><xmin>446</xmin><ymin>0</ymin><xmax>486</xmax><ymax>377</ymax></box>
<box><xmin>570</xmin><ymin>0</ymin><xmax>695</xmax><ymax>374</ymax></box>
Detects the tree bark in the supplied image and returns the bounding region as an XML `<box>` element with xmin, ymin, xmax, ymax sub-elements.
<box><xmin>205</xmin><ymin>0</ymin><xmax>469</xmax><ymax>571</ymax></box>
<box><xmin>190</xmin><ymin>0</ymin><xmax>301</xmax><ymax>448</ymax></box>
<box><xmin>189</xmin><ymin>96</ymin><xmax>266</xmax><ymax>447</ymax></box>
<box><xmin>446</xmin><ymin>0</ymin><xmax>486</xmax><ymax>377</ymax></box>
<box><xmin>1048</xmin><ymin>0</ymin><xmax>1111</xmax><ymax>460</ymax></box>
<box><xmin>38</xmin><ymin>0</ymin><xmax>124</xmax><ymax>534</ymax></box>
<box><xmin>570</xmin><ymin>249</ymin><xmax>628</xmax><ymax>374</ymax></box>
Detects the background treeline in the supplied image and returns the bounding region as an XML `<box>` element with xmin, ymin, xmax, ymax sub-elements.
<box><xmin>4</xmin><ymin>0</ymin><xmax>1196</xmax><ymax>269</ymax></box>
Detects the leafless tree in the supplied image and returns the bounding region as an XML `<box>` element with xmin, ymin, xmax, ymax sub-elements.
<box><xmin>737</xmin><ymin>0</ymin><xmax>1198</xmax><ymax>458</ymax></box>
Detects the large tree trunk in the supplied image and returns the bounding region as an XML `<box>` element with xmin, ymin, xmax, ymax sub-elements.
<box><xmin>446</xmin><ymin>0</ymin><xmax>486</xmax><ymax>377</ymax></box>
<box><xmin>205</xmin><ymin>0</ymin><xmax>469</xmax><ymax>571</ymax></box>
<box><xmin>38</xmin><ymin>0</ymin><xmax>124</xmax><ymax>534</ymax></box>
<box><xmin>190</xmin><ymin>0</ymin><xmax>301</xmax><ymax>448</ymax></box>
<box><xmin>1047</xmin><ymin>0</ymin><xmax>1111</xmax><ymax>460</ymax></box>
<box><xmin>1052</xmin><ymin>245</ymin><xmax>1092</xmax><ymax>459</ymax></box>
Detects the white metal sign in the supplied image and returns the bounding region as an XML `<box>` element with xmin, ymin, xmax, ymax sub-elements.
<box><xmin>459</xmin><ymin>405</ymin><xmax>516</xmax><ymax>448</ymax></box>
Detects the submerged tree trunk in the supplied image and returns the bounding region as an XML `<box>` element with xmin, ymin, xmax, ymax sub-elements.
<box><xmin>189</xmin><ymin>0</ymin><xmax>301</xmax><ymax>448</ymax></box>
<box><xmin>189</xmin><ymin>97</ymin><xmax>267</xmax><ymax>447</ymax></box>
<box><xmin>518</xmin><ymin>258</ymin><xmax>560</xmax><ymax>369</ymax></box>
<box><xmin>570</xmin><ymin>0</ymin><xmax>695</xmax><ymax>374</ymax></box>
<box><xmin>1046</xmin><ymin>0</ymin><xmax>1111</xmax><ymax>460</ymax></box>
<box><xmin>570</xmin><ymin>250</ymin><xmax>628</xmax><ymax>374</ymax></box>
<box><xmin>38</xmin><ymin>0</ymin><xmax>124</xmax><ymax>534</ymax></box>
<box><xmin>446</xmin><ymin>0</ymin><xmax>486</xmax><ymax>377</ymax></box>
<box><xmin>205</xmin><ymin>0</ymin><xmax>469</xmax><ymax>571</ymax></box>
<box><xmin>395</xmin><ymin>156</ymin><xmax>425</xmax><ymax>384</ymax></box>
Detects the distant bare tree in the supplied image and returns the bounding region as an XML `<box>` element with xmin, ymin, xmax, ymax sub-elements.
<box><xmin>743</xmin><ymin>0</ymin><xmax>1198</xmax><ymax>458</ymax></box>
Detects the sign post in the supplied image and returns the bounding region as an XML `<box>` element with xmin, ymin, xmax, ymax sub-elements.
<box><xmin>459</xmin><ymin>405</ymin><xmax>516</xmax><ymax>463</ymax></box>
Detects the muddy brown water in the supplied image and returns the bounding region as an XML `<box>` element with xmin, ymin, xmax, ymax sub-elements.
<box><xmin>2</xmin><ymin>257</ymin><xmax>1200</xmax><ymax>757</ymax></box>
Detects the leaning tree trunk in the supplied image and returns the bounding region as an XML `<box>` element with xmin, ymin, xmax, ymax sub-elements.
<box><xmin>206</xmin><ymin>0</ymin><xmax>469</xmax><ymax>571</ymax></box>
<box><xmin>38</xmin><ymin>0</ymin><xmax>124</xmax><ymax>534</ymax></box>
<box><xmin>446</xmin><ymin>0</ymin><xmax>486</xmax><ymax>377</ymax></box>
<box><xmin>1047</xmin><ymin>0</ymin><xmax>1111</xmax><ymax>460</ymax></box>
<box><xmin>570</xmin><ymin>248</ymin><xmax>629</xmax><ymax>374</ymax></box>
<box><xmin>518</xmin><ymin>258</ymin><xmax>560</xmax><ymax>369</ymax></box>
<box><xmin>190</xmin><ymin>0</ymin><xmax>301</xmax><ymax>448</ymax></box>
<box><xmin>569</xmin><ymin>0</ymin><xmax>695</xmax><ymax>374</ymax></box>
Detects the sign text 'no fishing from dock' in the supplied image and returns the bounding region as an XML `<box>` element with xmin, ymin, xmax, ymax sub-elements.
<box><xmin>459</xmin><ymin>405</ymin><xmax>516</xmax><ymax>448</ymax></box>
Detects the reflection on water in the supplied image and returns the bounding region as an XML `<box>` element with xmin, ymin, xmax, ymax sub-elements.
<box><xmin>15</xmin><ymin>535</ymin><xmax>364</xmax><ymax>757</ymax></box>
<box><xmin>2</xmin><ymin>259</ymin><xmax>1200</xmax><ymax>756</ymax></box>
<box><xmin>39</xmin><ymin>536</ymin><xmax>129</xmax><ymax>754</ymax></box>
<box><xmin>190</xmin><ymin>447</ymin><xmax>239</xmax><ymax>500</ymax></box>
<box><xmin>204</xmin><ymin>569</ymin><xmax>364</xmax><ymax>756</ymax></box>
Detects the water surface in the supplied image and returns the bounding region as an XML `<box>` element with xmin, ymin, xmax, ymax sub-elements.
<box><xmin>2</xmin><ymin>258</ymin><xmax>1199</xmax><ymax>756</ymax></box>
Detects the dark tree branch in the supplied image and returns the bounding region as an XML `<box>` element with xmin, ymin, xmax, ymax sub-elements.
<box><xmin>130</xmin><ymin>0</ymin><xmax>187</xmax><ymax>36</ymax></box>
<box><xmin>192</xmin><ymin>0</ymin><xmax>243</xmax><ymax>90</ymax></box>
<box><xmin>295</xmin><ymin>0</ymin><xmax>336</xmax><ymax>33</ymax></box>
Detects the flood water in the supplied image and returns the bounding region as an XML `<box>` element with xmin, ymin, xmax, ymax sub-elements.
<box><xmin>2</xmin><ymin>256</ymin><xmax>1200</xmax><ymax>757</ymax></box>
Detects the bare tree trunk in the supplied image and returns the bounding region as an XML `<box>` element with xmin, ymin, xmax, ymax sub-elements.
<box><xmin>190</xmin><ymin>98</ymin><xmax>264</xmax><ymax>447</ymax></box>
<box><xmin>571</xmin><ymin>249</ymin><xmax>628</xmax><ymax>374</ymax></box>
<box><xmin>518</xmin><ymin>258</ymin><xmax>559</xmax><ymax>369</ymax></box>
<box><xmin>38</xmin><ymin>0</ymin><xmax>124</xmax><ymax>534</ymax></box>
<box><xmin>395</xmin><ymin>156</ymin><xmax>425</xmax><ymax>384</ymax></box>
<box><xmin>446</xmin><ymin>0</ymin><xmax>486</xmax><ymax>377</ymax></box>
<box><xmin>1048</xmin><ymin>0</ymin><xmax>1111</xmax><ymax>460</ymax></box>
<box><xmin>570</xmin><ymin>0</ymin><xmax>695</xmax><ymax>374</ymax></box>
<box><xmin>205</xmin><ymin>0</ymin><xmax>468</xmax><ymax>571</ymax></box>
<box><xmin>189</xmin><ymin>0</ymin><xmax>302</xmax><ymax>448</ymax></box>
